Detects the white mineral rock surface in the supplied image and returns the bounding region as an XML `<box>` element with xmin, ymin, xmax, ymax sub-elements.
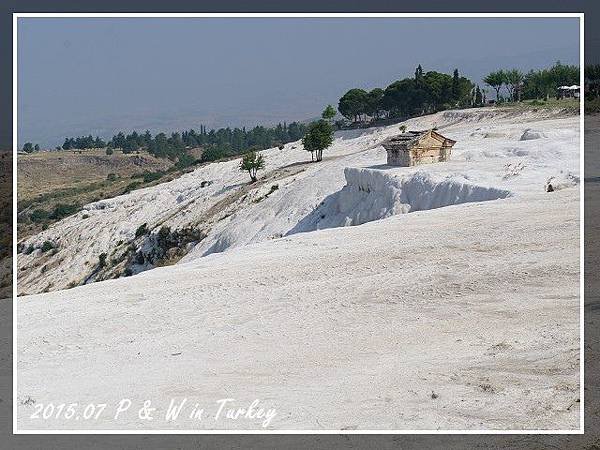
<box><xmin>16</xmin><ymin>107</ymin><xmax>581</xmax><ymax>430</ymax></box>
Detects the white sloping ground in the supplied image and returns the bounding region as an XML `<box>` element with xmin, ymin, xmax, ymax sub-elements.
<box><xmin>16</xmin><ymin>123</ymin><xmax>382</xmax><ymax>294</ymax></box>
<box><xmin>181</xmin><ymin>109</ymin><xmax>579</xmax><ymax>259</ymax></box>
<box><xmin>17</xmin><ymin>107</ymin><xmax>578</xmax><ymax>295</ymax></box>
<box><xmin>17</xmin><ymin>186</ymin><xmax>579</xmax><ymax>430</ymax></box>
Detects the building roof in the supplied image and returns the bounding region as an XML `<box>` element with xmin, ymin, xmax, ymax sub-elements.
<box><xmin>383</xmin><ymin>130</ymin><xmax>424</xmax><ymax>147</ymax></box>
<box><xmin>382</xmin><ymin>129</ymin><xmax>455</xmax><ymax>150</ymax></box>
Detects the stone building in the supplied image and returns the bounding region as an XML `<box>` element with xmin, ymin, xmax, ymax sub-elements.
<box><xmin>381</xmin><ymin>130</ymin><xmax>456</xmax><ymax>167</ymax></box>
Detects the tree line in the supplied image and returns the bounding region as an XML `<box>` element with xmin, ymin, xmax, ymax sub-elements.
<box><xmin>337</xmin><ymin>66</ymin><xmax>477</xmax><ymax>125</ymax></box>
<box><xmin>56</xmin><ymin>122</ymin><xmax>307</xmax><ymax>167</ymax></box>
<box><xmin>62</xmin><ymin>135</ymin><xmax>106</xmax><ymax>150</ymax></box>
<box><xmin>484</xmin><ymin>61</ymin><xmax>580</xmax><ymax>102</ymax></box>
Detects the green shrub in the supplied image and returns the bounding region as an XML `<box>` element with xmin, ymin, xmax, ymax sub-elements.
<box><xmin>135</xmin><ymin>223</ymin><xmax>149</xmax><ymax>237</ymax></box>
<box><xmin>175</xmin><ymin>153</ymin><xmax>196</xmax><ymax>169</ymax></box>
<box><xmin>201</xmin><ymin>146</ymin><xmax>226</xmax><ymax>163</ymax></box>
<box><xmin>107</xmin><ymin>173</ymin><xmax>118</xmax><ymax>182</ymax></box>
<box><xmin>158</xmin><ymin>225</ymin><xmax>171</xmax><ymax>241</ymax></box>
<box><xmin>98</xmin><ymin>252</ymin><xmax>107</xmax><ymax>267</ymax></box>
<box><xmin>50</xmin><ymin>203</ymin><xmax>79</xmax><ymax>220</ymax></box>
<box><xmin>123</xmin><ymin>181</ymin><xmax>142</xmax><ymax>194</ymax></box>
<box><xmin>30</xmin><ymin>209</ymin><xmax>49</xmax><ymax>223</ymax></box>
<box><xmin>41</xmin><ymin>241</ymin><xmax>55</xmax><ymax>253</ymax></box>
<box><xmin>142</xmin><ymin>171</ymin><xmax>164</xmax><ymax>183</ymax></box>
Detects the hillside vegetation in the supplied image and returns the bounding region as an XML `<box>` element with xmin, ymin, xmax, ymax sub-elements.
<box><xmin>17</xmin><ymin>149</ymin><xmax>173</xmax><ymax>238</ymax></box>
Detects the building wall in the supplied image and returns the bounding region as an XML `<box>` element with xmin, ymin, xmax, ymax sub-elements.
<box><xmin>410</xmin><ymin>146</ymin><xmax>450</xmax><ymax>165</ymax></box>
<box><xmin>386</xmin><ymin>149</ymin><xmax>411</xmax><ymax>166</ymax></box>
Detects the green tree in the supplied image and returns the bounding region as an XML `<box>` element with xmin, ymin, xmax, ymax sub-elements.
<box><xmin>423</xmin><ymin>71</ymin><xmax>454</xmax><ymax>110</ymax></box>
<box><xmin>302</xmin><ymin>119</ymin><xmax>333</xmax><ymax>162</ymax></box>
<box><xmin>451</xmin><ymin>68</ymin><xmax>460</xmax><ymax>102</ymax></box>
<box><xmin>383</xmin><ymin>79</ymin><xmax>417</xmax><ymax>117</ymax></box>
<box><xmin>143</xmin><ymin>130</ymin><xmax>153</xmax><ymax>146</ymax></box>
<box><xmin>415</xmin><ymin>64</ymin><xmax>424</xmax><ymax>88</ymax></box>
<box><xmin>112</xmin><ymin>132</ymin><xmax>126</xmax><ymax>149</ymax></box>
<box><xmin>484</xmin><ymin>70</ymin><xmax>506</xmax><ymax>102</ymax></box>
<box><xmin>22</xmin><ymin>142</ymin><xmax>34</xmax><ymax>153</ymax></box>
<box><xmin>239</xmin><ymin>151</ymin><xmax>265</xmax><ymax>182</ymax></box>
<box><xmin>366</xmin><ymin>88</ymin><xmax>385</xmax><ymax>119</ymax></box>
<box><xmin>94</xmin><ymin>136</ymin><xmax>106</xmax><ymax>148</ymax></box>
<box><xmin>201</xmin><ymin>145</ymin><xmax>226</xmax><ymax>162</ymax></box>
<box><xmin>322</xmin><ymin>104</ymin><xmax>336</xmax><ymax>122</ymax></box>
<box><xmin>523</xmin><ymin>70</ymin><xmax>545</xmax><ymax>99</ymax></box>
<box><xmin>453</xmin><ymin>76</ymin><xmax>475</xmax><ymax>107</ymax></box>
<box><xmin>541</xmin><ymin>69</ymin><xmax>557</xmax><ymax>100</ymax></box>
<box><xmin>548</xmin><ymin>61</ymin><xmax>579</xmax><ymax>87</ymax></box>
<box><xmin>505</xmin><ymin>69</ymin><xmax>524</xmax><ymax>102</ymax></box>
<box><xmin>34</xmin><ymin>144</ymin><xmax>40</xmax><ymax>151</ymax></box>
<box><xmin>338</xmin><ymin>88</ymin><xmax>368</xmax><ymax>122</ymax></box>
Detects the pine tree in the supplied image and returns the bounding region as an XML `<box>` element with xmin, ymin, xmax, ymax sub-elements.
<box><xmin>415</xmin><ymin>64</ymin><xmax>424</xmax><ymax>88</ymax></box>
<box><xmin>452</xmin><ymin>69</ymin><xmax>460</xmax><ymax>102</ymax></box>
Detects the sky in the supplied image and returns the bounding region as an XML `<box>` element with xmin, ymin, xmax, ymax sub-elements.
<box><xmin>17</xmin><ymin>17</ymin><xmax>580</xmax><ymax>148</ymax></box>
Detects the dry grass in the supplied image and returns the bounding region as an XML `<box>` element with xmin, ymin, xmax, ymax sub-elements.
<box><xmin>17</xmin><ymin>149</ymin><xmax>173</xmax><ymax>239</ymax></box>
<box><xmin>18</xmin><ymin>148</ymin><xmax>171</xmax><ymax>201</ymax></box>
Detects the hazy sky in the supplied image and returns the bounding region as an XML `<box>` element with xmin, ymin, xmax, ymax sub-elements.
<box><xmin>17</xmin><ymin>17</ymin><xmax>580</xmax><ymax>148</ymax></box>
